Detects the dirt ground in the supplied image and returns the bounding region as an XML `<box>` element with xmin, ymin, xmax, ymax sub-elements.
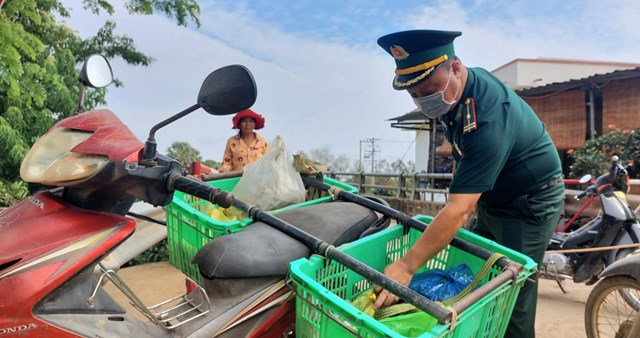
<box><xmin>536</xmin><ymin>277</ymin><xmax>593</xmax><ymax>337</ymax></box>
<box><xmin>106</xmin><ymin>261</ymin><xmax>593</xmax><ymax>337</ymax></box>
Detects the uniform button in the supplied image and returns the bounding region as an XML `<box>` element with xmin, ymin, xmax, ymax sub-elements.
<box><xmin>449</xmin><ymin>121</ymin><xmax>453</xmax><ymax>126</ymax></box>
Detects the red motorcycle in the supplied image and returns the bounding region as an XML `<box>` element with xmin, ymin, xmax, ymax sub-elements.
<box><xmin>1</xmin><ymin>54</ymin><xmax>530</xmax><ymax>337</ymax></box>
<box><xmin>0</xmin><ymin>56</ymin><xmax>397</xmax><ymax>337</ymax></box>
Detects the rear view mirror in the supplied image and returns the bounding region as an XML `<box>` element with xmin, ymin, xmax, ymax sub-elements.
<box><xmin>141</xmin><ymin>64</ymin><xmax>258</xmax><ymax>161</ymax></box>
<box><xmin>579</xmin><ymin>174</ymin><xmax>593</xmax><ymax>184</ymax></box>
<box><xmin>79</xmin><ymin>54</ymin><xmax>113</xmax><ymax>88</ymax></box>
<box><xmin>198</xmin><ymin>65</ymin><xmax>257</xmax><ymax>115</ymax></box>
<box><xmin>77</xmin><ymin>54</ymin><xmax>114</xmax><ymax>114</ymax></box>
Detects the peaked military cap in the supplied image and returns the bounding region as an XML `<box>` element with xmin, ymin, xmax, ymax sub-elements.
<box><xmin>377</xmin><ymin>30</ymin><xmax>462</xmax><ymax>90</ymax></box>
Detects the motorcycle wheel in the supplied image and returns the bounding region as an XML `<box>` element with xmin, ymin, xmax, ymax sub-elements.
<box><xmin>585</xmin><ymin>276</ymin><xmax>640</xmax><ymax>338</ymax></box>
<box><xmin>609</xmin><ymin>250</ymin><xmax>640</xmax><ymax>310</ymax></box>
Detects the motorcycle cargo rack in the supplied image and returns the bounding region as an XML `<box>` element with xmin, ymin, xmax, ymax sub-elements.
<box><xmin>92</xmin><ymin>264</ymin><xmax>210</xmax><ymax>329</ymax></box>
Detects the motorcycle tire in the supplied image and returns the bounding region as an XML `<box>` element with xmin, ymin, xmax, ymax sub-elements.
<box><xmin>584</xmin><ymin>276</ymin><xmax>640</xmax><ymax>338</ymax></box>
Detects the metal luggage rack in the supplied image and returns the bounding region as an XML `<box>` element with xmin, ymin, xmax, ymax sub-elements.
<box><xmin>90</xmin><ymin>264</ymin><xmax>211</xmax><ymax>329</ymax></box>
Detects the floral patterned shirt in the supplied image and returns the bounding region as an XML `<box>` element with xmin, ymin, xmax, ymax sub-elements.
<box><xmin>218</xmin><ymin>133</ymin><xmax>269</xmax><ymax>172</ymax></box>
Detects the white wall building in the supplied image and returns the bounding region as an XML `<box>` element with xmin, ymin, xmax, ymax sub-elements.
<box><xmin>387</xmin><ymin>110</ymin><xmax>434</xmax><ymax>173</ymax></box>
<box><xmin>492</xmin><ymin>58</ymin><xmax>640</xmax><ymax>89</ymax></box>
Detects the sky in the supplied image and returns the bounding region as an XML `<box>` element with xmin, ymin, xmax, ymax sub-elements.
<box><xmin>58</xmin><ymin>0</ymin><xmax>640</xmax><ymax>168</ymax></box>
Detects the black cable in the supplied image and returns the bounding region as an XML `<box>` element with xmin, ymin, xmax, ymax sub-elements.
<box><xmin>127</xmin><ymin>211</ymin><xmax>167</xmax><ymax>226</ymax></box>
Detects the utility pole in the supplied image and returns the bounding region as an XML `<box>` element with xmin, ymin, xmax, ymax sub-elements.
<box><xmin>359</xmin><ymin>140</ymin><xmax>364</xmax><ymax>171</ymax></box>
<box><xmin>360</xmin><ymin>138</ymin><xmax>380</xmax><ymax>172</ymax></box>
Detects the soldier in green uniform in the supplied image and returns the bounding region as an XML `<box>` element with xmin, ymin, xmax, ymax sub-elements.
<box><xmin>372</xmin><ymin>30</ymin><xmax>564</xmax><ymax>338</ymax></box>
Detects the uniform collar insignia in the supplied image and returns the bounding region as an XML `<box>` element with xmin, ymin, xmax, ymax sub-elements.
<box><xmin>463</xmin><ymin>98</ymin><xmax>478</xmax><ymax>134</ymax></box>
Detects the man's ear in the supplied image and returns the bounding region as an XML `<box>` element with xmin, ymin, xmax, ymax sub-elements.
<box><xmin>451</xmin><ymin>59</ymin><xmax>463</xmax><ymax>76</ymax></box>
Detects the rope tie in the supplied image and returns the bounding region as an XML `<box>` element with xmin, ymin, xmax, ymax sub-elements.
<box><xmin>328</xmin><ymin>186</ymin><xmax>343</xmax><ymax>200</ymax></box>
<box><xmin>374</xmin><ymin>303</ymin><xmax>418</xmax><ymax>321</ymax></box>
<box><xmin>448</xmin><ymin>306</ymin><xmax>458</xmax><ymax>332</ymax></box>
<box><xmin>441</xmin><ymin>253</ymin><xmax>504</xmax><ymax>306</ymax></box>
<box><xmin>545</xmin><ymin>242</ymin><xmax>640</xmax><ymax>254</ymax></box>
<box><xmin>504</xmin><ymin>265</ymin><xmax>520</xmax><ymax>286</ymax></box>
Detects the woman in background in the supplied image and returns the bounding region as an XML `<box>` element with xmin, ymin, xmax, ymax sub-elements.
<box><xmin>218</xmin><ymin>109</ymin><xmax>269</xmax><ymax>173</ymax></box>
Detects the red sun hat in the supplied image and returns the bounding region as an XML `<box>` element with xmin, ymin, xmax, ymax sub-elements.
<box><xmin>232</xmin><ymin>109</ymin><xmax>265</xmax><ymax>130</ymax></box>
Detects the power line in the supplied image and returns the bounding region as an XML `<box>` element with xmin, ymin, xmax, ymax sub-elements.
<box><xmin>400</xmin><ymin>137</ymin><xmax>416</xmax><ymax>162</ymax></box>
<box><xmin>382</xmin><ymin>139</ymin><xmax>415</xmax><ymax>143</ymax></box>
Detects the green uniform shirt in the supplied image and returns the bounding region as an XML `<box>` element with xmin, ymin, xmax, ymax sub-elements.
<box><xmin>442</xmin><ymin>67</ymin><xmax>562</xmax><ymax>206</ymax></box>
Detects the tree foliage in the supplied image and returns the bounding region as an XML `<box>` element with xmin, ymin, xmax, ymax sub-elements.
<box><xmin>166</xmin><ymin>141</ymin><xmax>202</xmax><ymax>168</ymax></box>
<box><xmin>569</xmin><ymin>128</ymin><xmax>640</xmax><ymax>178</ymax></box>
<box><xmin>202</xmin><ymin>159</ymin><xmax>221</xmax><ymax>170</ymax></box>
<box><xmin>305</xmin><ymin>147</ymin><xmax>351</xmax><ymax>172</ymax></box>
<box><xmin>391</xmin><ymin>159</ymin><xmax>415</xmax><ymax>174</ymax></box>
<box><xmin>0</xmin><ymin>179</ymin><xmax>29</xmax><ymax>206</ymax></box>
<box><xmin>0</xmin><ymin>0</ymin><xmax>200</xmax><ymax>206</ymax></box>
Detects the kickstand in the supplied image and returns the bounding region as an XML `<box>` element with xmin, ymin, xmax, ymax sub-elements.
<box><xmin>545</xmin><ymin>264</ymin><xmax>568</xmax><ymax>294</ymax></box>
<box><xmin>555</xmin><ymin>278</ymin><xmax>567</xmax><ymax>294</ymax></box>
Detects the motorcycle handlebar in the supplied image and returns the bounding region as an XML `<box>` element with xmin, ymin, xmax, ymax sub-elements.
<box><xmin>170</xmin><ymin>175</ymin><xmax>234</xmax><ymax>208</ymax></box>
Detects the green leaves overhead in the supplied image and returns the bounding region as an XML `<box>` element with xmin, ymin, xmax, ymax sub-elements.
<box><xmin>123</xmin><ymin>0</ymin><xmax>201</xmax><ymax>27</ymax></box>
<box><xmin>0</xmin><ymin>0</ymin><xmax>201</xmax><ymax>206</ymax></box>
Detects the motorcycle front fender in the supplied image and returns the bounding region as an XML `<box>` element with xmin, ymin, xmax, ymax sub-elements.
<box><xmin>606</xmin><ymin>221</ymin><xmax>640</xmax><ymax>264</ymax></box>
<box><xmin>600</xmin><ymin>251</ymin><xmax>640</xmax><ymax>281</ymax></box>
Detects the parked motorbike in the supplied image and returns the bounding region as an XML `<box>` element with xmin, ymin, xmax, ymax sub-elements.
<box><xmin>0</xmin><ymin>56</ymin><xmax>394</xmax><ymax>337</ymax></box>
<box><xmin>584</xmin><ymin>252</ymin><xmax>640</xmax><ymax>338</ymax></box>
<box><xmin>541</xmin><ymin>155</ymin><xmax>640</xmax><ymax>286</ymax></box>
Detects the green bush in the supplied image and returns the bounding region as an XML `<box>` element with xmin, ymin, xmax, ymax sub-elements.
<box><xmin>569</xmin><ymin>128</ymin><xmax>640</xmax><ymax>178</ymax></box>
<box><xmin>0</xmin><ymin>180</ymin><xmax>28</xmax><ymax>207</ymax></box>
<box><xmin>126</xmin><ymin>239</ymin><xmax>169</xmax><ymax>267</ymax></box>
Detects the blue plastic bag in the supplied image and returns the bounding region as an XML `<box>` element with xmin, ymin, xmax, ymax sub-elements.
<box><xmin>408</xmin><ymin>264</ymin><xmax>474</xmax><ymax>302</ymax></box>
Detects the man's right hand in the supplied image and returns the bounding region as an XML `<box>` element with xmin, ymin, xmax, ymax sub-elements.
<box><xmin>372</xmin><ymin>259</ymin><xmax>414</xmax><ymax>310</ymax></box>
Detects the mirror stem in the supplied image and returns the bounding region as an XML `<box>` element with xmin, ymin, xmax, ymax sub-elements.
<box><xmin>76</xmin><ymin>84</ymin><xmax>86</xmax><ymax>115</ymax></box>
<box><xmin>142</xmin><ymin>103</ymin><xmax>201</xmax><ymax>161</ymax></box>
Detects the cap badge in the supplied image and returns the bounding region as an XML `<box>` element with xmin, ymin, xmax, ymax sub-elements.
<box><xmin>390</xmin><ymin>45</ymin><xmax>410</xmax><ymax>60</ymax></box>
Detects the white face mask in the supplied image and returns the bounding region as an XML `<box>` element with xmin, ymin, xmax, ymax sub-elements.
<box><xmin>412</xmin><ymin>66</ymin><xmax>459</xmax><ymax>119</ymax></box>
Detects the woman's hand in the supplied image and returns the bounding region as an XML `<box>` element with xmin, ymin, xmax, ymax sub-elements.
<box><xmin>373</xmin><ymin>259</ymin><xmax>414</xmax><ymax>310</ymax></box>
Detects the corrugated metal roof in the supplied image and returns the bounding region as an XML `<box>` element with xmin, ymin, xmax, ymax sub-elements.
<box><xmin>387</xmin><ymin>109</ymin><xmax>434</xmax><ymax>130</ymax></box>
<box><xmin>516</xmin><ymin>67</ymin><xmax>640</xmax><ymax>97</ymax></box>
<box><xmin>387</xmin><ymin>108</ymin><xmax>424</xmax><ymax>122</ymax></box>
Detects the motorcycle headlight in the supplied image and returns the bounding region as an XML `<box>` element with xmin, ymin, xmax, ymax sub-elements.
<box><xmin>20</xmin><ymin>128</ymin><xmax>109</xmax><ymax>186</ymax></box>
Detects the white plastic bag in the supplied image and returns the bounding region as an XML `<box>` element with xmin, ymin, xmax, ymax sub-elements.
<box><xmin>231</xmin><ymin>136</ymin><xmax>306</xmax><ymax>211</ymax></box>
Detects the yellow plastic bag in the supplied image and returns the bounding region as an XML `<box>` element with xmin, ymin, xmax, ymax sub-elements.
<box><xmin>207</xmin><ymin>206</ymin><xmax>240</xmax><ymax>223</ymax></box>
<box><xmin>351</xmin><ymin>290</ymin><xmax>377</xmax><ymax>317</ymax></box>
<box><xmin>351</xmin><ymin>289</ymin><xmax>437</xmax><ymax>337</ymax></box>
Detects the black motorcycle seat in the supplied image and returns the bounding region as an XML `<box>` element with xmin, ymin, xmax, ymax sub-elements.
<box><xmin>192</xmin><ymin>201</ymin><xmax>379</xmax><ymax>279</ymax></box>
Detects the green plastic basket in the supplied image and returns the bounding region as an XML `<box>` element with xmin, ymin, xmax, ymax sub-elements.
<box><xmin>165</xmin><ymin>176</ymin><xmax>358</xmax><ymax>283</ymax></box>
<box><xmin>289</xmin><ymin>215</ymin><xmax>537</xmax><ymax>338</ymax></box>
